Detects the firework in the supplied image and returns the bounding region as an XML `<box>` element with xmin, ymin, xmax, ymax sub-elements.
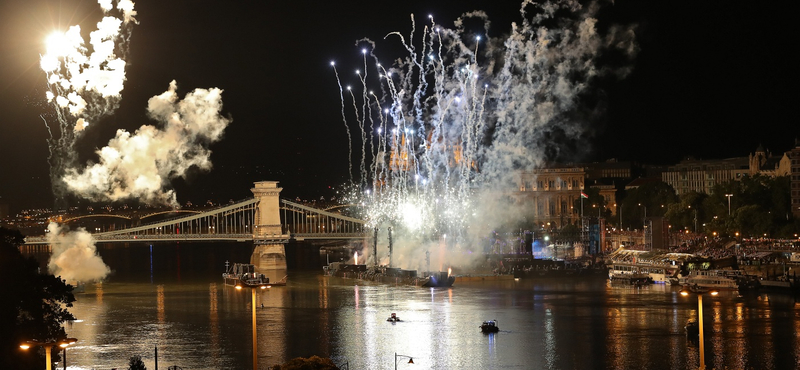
<box><xmin>40</xmin><ymin>1</ymin><xmax>231</xmax><ymax>207</ymax></box>
<box><xmin>40</xmin><ymin>0</ymin><xmax>137</xmax><ymax>207</ymax></box>
<box><xmin>333</xmin><ymin>0</ymin><xmax>636</xmax><ymax>270</ymax></box>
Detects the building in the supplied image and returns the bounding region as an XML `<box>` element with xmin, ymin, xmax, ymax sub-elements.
<box><xmin>515</xmin><ymin>166</ymin><xmax>617</xmax><ymax>228</ymax></box>
<box><xmin>749</xmin><ymin>144</ymin><xmax>791</xmax><ymax>177</ymax></box>
<box><xmin>790</xmin><ymin>139</ymin><xmax>800</xmax><ymax>218</ymax></box>
<box><xmin>661</xmin><ymin>157</ymin><xmax>749</xmax><ymax>195</ymax></box>
<box><xmin>661</xmin><ymin>145</ymin><xmax>790</xmax><ymax>196</ymax></box>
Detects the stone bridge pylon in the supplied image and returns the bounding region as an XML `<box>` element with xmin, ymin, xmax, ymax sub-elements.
<box><xmin>251</xmin><ymin>181</ymin><xmax>289</xmax><ymax>270</ymax></box>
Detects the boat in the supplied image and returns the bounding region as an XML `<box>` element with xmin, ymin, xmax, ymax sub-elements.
<box><xmin>324</xmin><ymin>262</ymin><xmax>455</xmax><ymax>288</ymax></box>
<box><xmin>223</xmin><ymin>261</ymin><xmax>284</xmax><ymax>288</ymax></box>
<box><xmin>423</xmin><ymin>271</ymin><xmax>456</xmax><ymax>287</ymax></box>
<box><xmin>480</xmin><ymin>320</ymin><xmax>499</xmax><ymax>333</ymax></box>
<box><xmin>387</xmin><ymin>313</ymin><xmax>400</xmax><ymax>322</ymax></box>
<box><xmin>606</xmin><ymin>248</ymin><xmax>704</xmax><ymax>285</ymax></box>
<box><xmin>608</xmin><ymin>263</ymin><xmax>653</xmax><ymax>286</ymax></box>
<box><xmin>510</xmin><ymin>257</ymin><xmax>608</xmax><ymax>280</ymax></box>
<box><xmin>678</xmin><ymin>269</ymin><xmax>751</xmax><ymax>290</ymax></box>
<box><xmin>757</xmin><ymin>276</ymin><xmax>800</xmax><ymax>293</ymax></box>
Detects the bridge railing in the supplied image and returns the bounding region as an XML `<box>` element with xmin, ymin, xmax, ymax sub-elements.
<box><xmin>24</xmin><ymin>198</ymin><xmax>370</xmax><ymax>244</ymax></box>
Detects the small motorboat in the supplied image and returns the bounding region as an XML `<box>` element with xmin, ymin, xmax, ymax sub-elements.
<box><xmin>387</xmin><ymin>313</ymin><xmax>401</xmax><ymax>322</ymax></box>
<box><xmin>480</xmin><ymin>320</ymin><xmax>499</xmax><ymax>333</ymax></box>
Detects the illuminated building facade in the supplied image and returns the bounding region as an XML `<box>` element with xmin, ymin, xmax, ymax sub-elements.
<box><xmin>790</xmin><ymin>139</ymin><xmax>800</xmax><ymax>217</ymax></box>
<box><xmin>516</xmin><ymin>166</ymin><xmax>617</xmax><ymax>228</ymax></box>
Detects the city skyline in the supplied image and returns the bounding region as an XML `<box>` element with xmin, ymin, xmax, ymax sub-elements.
<box><xmin>1</xmin><ymin>0</ymin><xmax>797</xmax><ymax>212</ymax></box>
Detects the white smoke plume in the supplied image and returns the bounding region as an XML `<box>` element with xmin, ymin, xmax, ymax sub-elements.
<box><xmin>63</xmin><ymin>81</ymin><xmax>231</xmax><ymax>206</ymax></box>
<box><xmin>333</xmin><ymin>0</ymin><xmax>637</xmax><ymax>271</ymax></box>
<box><xmin>46</xmin><ymin>223</ymin><xmax>110</xmax><ymax>283</ymax></box>
<box><xmin>40</xmin><ymin>0</ymin><xmax>138</xmax><ymax>206</ymax></box>
<box><xmin>40</xmin><ymin>0</ymin><xmax>137</xmax><ymax>132</ymax></box>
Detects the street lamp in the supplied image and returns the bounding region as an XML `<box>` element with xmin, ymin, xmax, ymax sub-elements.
<box><xmin>395</xmin><ymin>353</ymin><xmax>414</xmax><ymax>370</ymax></box>
<box><xmin>680</xmin><ymin>288</ymin><xmax>718</xmax><ymax>370</ymax></box>
<box><xmin>689</xmin><ymin>205</ymin><xmax>698</xmax><ymax>232</ymax></box>
<box><xmin>236</xmin><ymin>283</ymin><xmax>269</xmax><ymax>370</ymax></box>
<box><xmin>725</xmin><ymin>194</ymin><xmax>733</xmax><ymax>216</ymax></box>
<box><xmin>20</xmin><ymin>338</ymin><xmax>77</xmax><ymax>370</ymax></box>
<box><xmin>638</xmin><ymin>203</ymin><xmax>647</xmax><ymax>230</ymax></box>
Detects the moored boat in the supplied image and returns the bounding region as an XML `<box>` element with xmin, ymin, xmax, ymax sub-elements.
<box><xmin>324</xmin><ymin>262</ymin><xmax>455</xmax><ymax>287</ymax></box>
<box><xmin>608</xmin><ymin>262</ymin><xmax>654</xmax><ymax>286</ymax></box>
<box><xmin>757</xmin><ymin>276</ymin><xmax>799</xmax><ymax>293</ymax></box>
<box><xmin>678</xmin><ymin>269</ymin><xmax>750</xmax><ymax>290</ymax></box>
<box><xmin>223</xmin><ymin>261</ymin><xmax>277</xmax><ymax>288</ymax></box>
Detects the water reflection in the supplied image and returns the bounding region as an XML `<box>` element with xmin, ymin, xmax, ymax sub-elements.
<box><xmin>20</xmin><ymin>244</ymin><xmax>800</xmax><ymax>370</ymax></box>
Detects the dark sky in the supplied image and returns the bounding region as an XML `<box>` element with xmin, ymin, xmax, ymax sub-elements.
<box><xmin>0</xmin><ymin>0</ymin><xmax>797</xmax><ymax>213</ymax></box>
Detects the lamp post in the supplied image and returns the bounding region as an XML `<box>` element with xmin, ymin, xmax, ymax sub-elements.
<box><xmin>725</xmin><ymin>194</ymin><xmax>733</xmax><ymax>216</ymax></box>
<box><xmin>680</xmin><ymin>288</ymin><xmax>718</xmax><ymax>370</ymax></box>
<box><xmin>688</xmin><ymin>205</ymin><xmax>698</xmax><ymax>232</ymax></box>
<box><xmin>638</xmin><ymin>203</ymin><xmax>647</xmax><ymax>227</ymax></box>
<box><xmin>236</xmin><ymin>283</ymin><xmax>269</xmax><ymax>370</ymax></box>
<box><xmin>395</xmin><ymin>353</ymin><xmax>414</xmax><ymax>370</ymax></box>
<box><xmin>20</xmin><ymin>338</ymin><xmax>77</xmax><ymax>370</ymax></box>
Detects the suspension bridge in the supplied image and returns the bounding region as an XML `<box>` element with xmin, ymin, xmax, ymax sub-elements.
<box><xmin>24</xmin><ymin>181</ymin><xmax>369</xmax><ymax>269</ymax></box>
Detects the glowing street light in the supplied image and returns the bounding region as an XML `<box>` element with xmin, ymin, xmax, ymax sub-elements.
<box><xmin>20</xmin><ymin>338</ymin><xmax>77</xmax><ymax>370</ymax></box>
<box><xmin>680</xmin><ymin>288</ymin><xmax>718</xmax><ymax>370</ymax></box>
<box><xmin>395</xmin><ymin>353</ymin><xmax>415</xmax><ymax>370</ymax></box>
<box><xmin>725</xmin><ymin>194</ymin><xmax>733</xmax><ymax>216</ymax></box>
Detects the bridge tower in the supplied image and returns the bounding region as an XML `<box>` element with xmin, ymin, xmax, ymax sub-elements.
<box><xmin>251</xmin><ymin>181</ymin><xmax>288</xmax><ymax>270</ymax></box>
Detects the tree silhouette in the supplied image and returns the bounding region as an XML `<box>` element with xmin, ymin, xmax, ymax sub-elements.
<box><xmin>128</xmin><ymin>354</ymin><xmax>147</xmax><ymax>370</ymax></box>
<box><xmin>1</xmin><ymin>227</ymin><xmax>76</xmax><ymax>370</ymax></box>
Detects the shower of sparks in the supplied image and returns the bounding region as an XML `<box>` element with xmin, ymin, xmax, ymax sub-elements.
<box><xmin>332</xmin><ymin>0</ymin><xmax>636</xmax><ymax>269</ymax></box>
<box><xmin>40</xmin><ymin>0</ymin><xmax>137</xmax><ymax>206</ymax></box>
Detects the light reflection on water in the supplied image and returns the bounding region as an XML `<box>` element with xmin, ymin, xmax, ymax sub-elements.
<box><xmin>59</xmin><ymin>274</ymin><xmax>800</xmax><ymax>370</ymax></box>
<box><xmin>24</xmin><ymin>244</ymin><xmax>800</xmax><ymax>370</ymax></box>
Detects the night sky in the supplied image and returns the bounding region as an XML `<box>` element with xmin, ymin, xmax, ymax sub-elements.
<box><xmin>0</xmin><ymin>0</ymin><xmax>797</xmax><ymax>213</ymax></box>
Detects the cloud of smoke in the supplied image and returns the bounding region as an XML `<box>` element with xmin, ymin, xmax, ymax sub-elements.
<box><xmin>40</xmin><ymin>0</ymin><xmax>138</xmax><ymax>207</ymax></box>
<box><xmin>40</xmin><ymin>0</ymin><xmax>137</xmax><ymax>131</ymax></box>
<box><xmin>333</xmin><ymin>0</ymin><xmax>637</xmax><ymax>271</ymax></box>
<box><xmin>46</xmin><ymin>223</ymin><xmax>110</xmax><ymax>283</ymax></box>
<box><xmin>63</xmin><ymin>81</ymin><xmax>231</xmax><ymax>206</ymax></box>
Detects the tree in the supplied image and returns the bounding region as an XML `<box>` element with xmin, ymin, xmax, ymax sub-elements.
<box><xmin>271</xmin><ymin>356</ymin><xmax>340</xmax><ymax>370</ymax></box>
<box><xmin>704</xmin><ymin>175</ymin><xmax>795</xmax><ymax>237</ymax></box>
<box><xmin>1</xmin><ymin>227</ymin><xmax>76</xmax><ymax>370</ymax></box>
<box><xmin>620</xmin><ymin>181</ymin><xmax>679</xmax><ymax>228</ymax></box>
<box><xmin>572</xmin><ymin>187</ymin><xmax>605</xmax><ymax>220</ymax></box>
<box><xmin>128</xmin><ymin>354</ymin><xmax>147</xmax><ymax>370</ymax></box>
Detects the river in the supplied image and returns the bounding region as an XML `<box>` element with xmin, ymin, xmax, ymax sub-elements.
<box><xmin>24</xmin><ymin>243</ymin><xmax>800</xmax><ymax>370</ymax></box>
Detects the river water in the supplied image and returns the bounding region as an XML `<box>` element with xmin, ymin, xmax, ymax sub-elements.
<box><xmin>25</xmin><ymin>243</ymin><xmax>800</xmax><ymax>370</ymax></box>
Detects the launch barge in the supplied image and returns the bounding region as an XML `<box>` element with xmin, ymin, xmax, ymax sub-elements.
<box><xmin>324</xmin><ymin>262</ymin><xmax>455</xmax><ymax>287</ymax></box>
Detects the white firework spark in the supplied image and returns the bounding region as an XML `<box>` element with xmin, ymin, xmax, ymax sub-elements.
<box><xmin>40</xmin><ymin>0</ymin><xmax>138</xmax><ymax>206</ymax></box>
<box><xmin>333</xmin><ymin>0</ymin><xmax>637</xmax><ymax>270</ymax></box>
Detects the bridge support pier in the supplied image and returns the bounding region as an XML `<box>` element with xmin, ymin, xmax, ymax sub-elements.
<box><xmin>251</xmin><ymin>181</ymin><xmax>289</xmax><ymax>270</ymax></box>
<box><xmin>251</xmin><ymin>244</ymin><xmax>287</xmax><ymax>270</ymax></box>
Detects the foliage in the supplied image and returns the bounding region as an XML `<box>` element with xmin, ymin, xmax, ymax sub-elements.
<box><xmin>128</xmin><ymin>354</ymin><xmax>147</xmax><ymax>370</ymax></box>
<box><xmin>0</xmin><ymin>227</ymin><xmax>76</xmax><ymax>370</ymax></box>
<box><xmin>270</xmin><ymin>356</ymin><xmax>340</xmax><ymax>370</ymax></box>
<box><xmin>657</xmin><ymin>174</ymin><xmax>796</xmax><ymax>238</ymax></box>
<box><xmin>571</xmin><ymin>187</ymin><xmax>609</xmax><ymax>221</ymax></box>
<box><xmin>619</xmin><ymin>181</ymin><xmax>679</xmax><ymax>229</ymax></box>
